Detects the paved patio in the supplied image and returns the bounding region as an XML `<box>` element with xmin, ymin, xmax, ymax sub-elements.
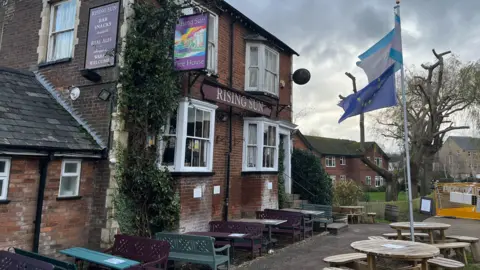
<box><xmin>237</xmin><ymin>217</ymin><xmax>480</xmax><ymax>270</ymax></box>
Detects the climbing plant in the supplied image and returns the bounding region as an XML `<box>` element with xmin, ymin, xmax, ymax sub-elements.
<box><xmin>113</xmin><ymin>0</ymin><xmax>185</xmax><ymax>237</ymax></box>
<box><xmin>277</xmin><ymin>140</ymin><xmax>288</xmax><ymax>208</ymax></box>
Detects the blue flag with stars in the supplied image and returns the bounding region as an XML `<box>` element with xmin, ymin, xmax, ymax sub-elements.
<box><xmin>338</xmin><ymin>64</ymin><xmax>397</xmax><ymax>123</ymax></box>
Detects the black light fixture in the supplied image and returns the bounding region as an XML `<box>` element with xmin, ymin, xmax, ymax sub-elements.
<box><xmin>98</xmin><ymin>88</ymin><xmax>112</xmax><ymax>101</ymax></box>
<box><xmin>292</xmin><ymin>68</ymin><xmax>311</xmax><ymax>85</ymax></box>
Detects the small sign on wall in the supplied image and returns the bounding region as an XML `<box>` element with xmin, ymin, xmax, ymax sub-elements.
<box><xmin>267</xmin><ymin>181</ymin><xmax>273</xmax><ymax>190</ymax></box>
<box><xmin>85</xmin><ymin>2</ymin><xmax>120</xmax><ymax>69</ymax></box>
<box><xmin>213</xmin><ymin>185</ymin><xmax>221</xmax><ymax>194</ymax></box>
<box><xmin>193</xmin><ymin>187</ymin><xmax>202</xmax><ymax>198</ymax></box>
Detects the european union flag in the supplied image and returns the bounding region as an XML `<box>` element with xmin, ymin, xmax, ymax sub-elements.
<box><xmin>338</xmin><ymin>64</ymin><xmax>397</xmax><ymax>123</ymax></box>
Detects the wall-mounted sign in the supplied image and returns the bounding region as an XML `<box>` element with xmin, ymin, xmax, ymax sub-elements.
<box><xmin>174</xmin><ymin>13</ymin><xmax>208</xmax><ymax>71</ymax></box>
<box><xmin>202</xmin><ymin>83</ymin><xmax>272</xmax><ymax>116</ymax></box>
<box><xmin>85</xmin><ymin>2</ymin><xmax>120</xmax><ymax>70</ymax></box>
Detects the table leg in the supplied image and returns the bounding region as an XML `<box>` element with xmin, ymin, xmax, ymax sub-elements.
<box><xmin>428</xmin><ymin>231</ymin><xmax>435</xmax><ymax>244</ymax></box>
<box><xmin>439</xmin><ymin>230</ymin><xmax>446</xmax><ymax>241</ymax></box>
<box><xmin>420</xmin><ymin>259</ymin><xmax>428</xmax><ymax>270</ymax></box>
<box><xmin>367</xmin><ymin>254</ymin><xmax>376</xmax><ymax>270</ymax></box>
<box><xmin>397</xmin><ymin>229</ymin><xmax>403</xmax><ymax>240</ymax></box>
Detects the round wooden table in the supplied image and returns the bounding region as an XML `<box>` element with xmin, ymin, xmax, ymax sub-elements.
<box><xmin>351</xmin><ymin>239</ymin><xmax>440</xmax><ymax>270</ymax></box>
<box><xmin>390</xmin><ymin>222</ymin><xmax>451</xmax><ymax>243</ymax></box>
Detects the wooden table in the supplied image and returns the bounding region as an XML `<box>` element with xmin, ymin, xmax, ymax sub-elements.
<box><xmin>232</xmin><ymin>218</ymin><xmax>286</xmax><ymax>246</ymax></box>
<box><xmin>60</xmin><ymin>247</ymin><xmax>140</xmax><ymax>270</ymax></box>
<box><xmin>186</xmin><ymin>231</ymin><xmax>252</xmax><ymax>258</ymax></box>
<box><xmin>351</xmin><ymin>239</ymin><xmax>440</xmax><ymax>270</ymax></box>
<box><xmin>339</xmin><ymin>206</ymin><xmax>364</xmax><ymax>224</ymax></box>
<box><xmin>281</xmin><ymin>208</ymin><xmax>325</xmax><ymax>217</ymax></box>
<box><xmin>390</xmin><ymin>222</ymin><xmax>451</xmax><ymax>244</ymax></box>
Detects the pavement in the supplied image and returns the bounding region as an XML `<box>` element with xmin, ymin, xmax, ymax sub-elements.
<box><xmin>237</xmin><ymin>217</ymin><xmax>480</xmax><ymax>270</ymax></box>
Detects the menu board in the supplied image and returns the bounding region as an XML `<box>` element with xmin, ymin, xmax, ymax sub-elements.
<box><xmin>85</xmin><ymin>2</ymin><xmax>120</xmax><ymax>69</ymax></box>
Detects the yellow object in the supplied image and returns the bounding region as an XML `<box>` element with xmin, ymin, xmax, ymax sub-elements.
<box><xmin>434</xmin><ymin>182</ymin><xmax>480</xmax><ymax>220</ymax></box>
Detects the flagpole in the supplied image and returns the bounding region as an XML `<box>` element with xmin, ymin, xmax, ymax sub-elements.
<box><xmin>396</xmin><ymin>0</ymin><xmax>416</xmax><ymax>241</ymax></box>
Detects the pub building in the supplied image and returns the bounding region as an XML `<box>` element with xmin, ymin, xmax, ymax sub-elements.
<box><xmin>0</xmin><ymin>0</ymin><xmax>305</xmax><ymax>252</ymax></box>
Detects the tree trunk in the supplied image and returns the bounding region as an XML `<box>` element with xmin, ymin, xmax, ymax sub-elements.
<box><xmin>421</xmin><ymin>154</ymin><xmax>434</xmax><ymax>196</ymax></box>
<box><xmin>385</xmin><ymin>175</ymin><xmax>398</xmax><ymax>202</ymax></box>
<box><xmin>409</xmin><ymin>162</ymin><xmax>419</xmax><ymax>199</ymax></box>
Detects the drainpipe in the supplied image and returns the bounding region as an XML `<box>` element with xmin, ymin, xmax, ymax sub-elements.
<box><xmin>33</xmin><ymin>153</ymin><xmax>52</xmax><ymax>253</ymax></box>
<box><xmin>223</xmin><ymin>17</ymin><xmax>236</xmax><ymax>221</ymax></box>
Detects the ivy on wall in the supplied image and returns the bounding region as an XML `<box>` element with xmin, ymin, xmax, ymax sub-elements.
<box><xmin>278</xmin><ymin>140</ymin><xmax>288</xmax><ymax>208</ymax></box>
<box><xmin>113</xmin><ymin>0</ymin><xmax>184</xmax><ymax>237</ymax></box>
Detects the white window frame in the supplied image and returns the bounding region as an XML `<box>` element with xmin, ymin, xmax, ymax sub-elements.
<box><xmin>325</xmin><ymin>156</ymin><xmax>336</xmax><ymax>167</ymax></box>
<box><xmin>181</xmin><ymin>2</ymin><xmax>218</xmax><ymax>74</ymax></box>
<box><xmin>158</xmin><ymin>98</ymin><xmax>217</xmax><ymax>172</ymax></box>
<box><xmin>375</xmin><ymin>176</ymin><xmax>383</xmax><ymax>187</ymax></box>
<box><xmin>330</xmin><ymin>175</ymin><xmax>336</xmax><ymax>185</ymax></box>
<box><xmin>375</xmin><ymin>157</ymin><xmax>382</xmax><ymax>167</ymax></box>
<box><xmin>58</xmin><ymin>160</ymin><xmax>81</xmax><ymax>197</ymax></box>
<box><xmin>366</xmin><ymin>176</ymin><xmax>371</xmax><ymax>186</ymax></box>
<box><xmin>47</xmin><ymin>0</ymin><xmax>77</xmax><ymax>61</ymax></box>
<box><xmin>340</xmin><ymin>175</ymin><xmax>346</xmax><ymax>181</ymax></box>
<box><xmin>340</xmin><ymin>156</ymin><xmax>346</xmax><ymax>165</ymax></box>
<box><xmin>0</xmin><ymin>158</ymin><xmax>11</xmax><ymax>200</ymax></box>
<box><xmin>245</xmin><ymin>42</ymin><xmax>280</xmax><ymax>96</ymax></box>
<box><xmin>242</xmin><ymin>118</ymin><xmax>280</xmax><ymax>172</ymax></box>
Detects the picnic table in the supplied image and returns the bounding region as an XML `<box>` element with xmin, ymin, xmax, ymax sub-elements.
<box><xmin>351</xmin><ymin>239</ymin><xmax>440</xmax><ymax>270</ymax></box>
<box><xmin>232</xmin><ymin>218</ymin><xmax>286</xmax><ymax>246</ymax></box>
<box><xmin>186</xmin><ymin>231</ymin><xmax>251</xmax><ymax>257</ymax></box>
<box><xmin>390</xmin><ymin>222</ymin><xmax>451</xmax><ymax>244</ymax></box>
<box><xmin>339</xmin><ymin>206</ymin><xmax>364</xmax><ymax>223</ymax></box>
<box><xmin>281</xmin><ymin>208</ymin><xmax>325</xmax><ymax>217</ymax></box>
<box><xmin>60</xmin><ymin>247</ymin><xmax>140</xmax><ymax>270</ymax></box>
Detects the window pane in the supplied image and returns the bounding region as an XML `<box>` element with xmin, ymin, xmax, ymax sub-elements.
<box><xmin>64</xmin><ymin>162</ymin><xmax>78</xmax><ymax>173</ymax></box>
<box><xmin>263</xmin><ymin>125</ymin><xmax>276</xmax><ymax>146</ymax></box>
<box><xmin>195</xmin><ymin>109</ymin><xmax>203</xmax><ymax>138</ymax></box>
<box><xmin>0</xmin><ymin>161</ymin><xmax>5</xmax><ymax>173</ymax></box>
<box><xmin>250</xmin><ymin>46</ymin><xmax>258</xmax><ymax>66</ymax></box>
<box><xmin>166</xmin><ymin>114</ymin><xmax>177</xmax><ymax>135</ymax></box>
<box><xmin>187</xmin><ymin>106</ymin><xmax>195</xmax><ymax>136</ymax></box>
<box><xmin>161</xmin><ymin>136</ymin><xmax>176</xmax><ymax>166</ymax></box>
<box><xmin>53</xmin><ymin>31</ymin><xmax>74</xmax><ymax>60</ymax></box>
<box><xmin>208</xmin><ymin>14</ymin><xmax>215</xmax><ymax>42</ymax></box>
<box><xmin>60</xmin><ymin>176</ymin><xmax>78</xmax><ymax>196</ymax></box>
<box><xmin>208</xmin><ymin>43</ymin><xmax>215</xmax><ymax>71</ymax></box>
<box><xmin>249</xmin><ymin>68</ymin><xmax>258</xmax><ymax>88</ymax></box>
<box><xmin>248</xmin><ymin>124</ymin><xmax>257</xmax><ymax>144</ymax></box>
<box><xmin>185</xmin><ymin>138</ymin><xmax>208</xmax><ymax>167</ymax></box>
<box><xmin>0</xmin><ymin>178</ymin><xmax>3</xmax><ymax>197</ymax></box>
<box><xmin>202</xmin><ymin>110</ymin><xmax>210</xmax><ymax>138</ymax></box>
<box><xmin>263</xmin><ymin>147</ymin><xmax>275</xmax><ymax>168</ymax></box>
<box><xmin>53</xmin><ymin>0</ymin><xmax>76</xmax><ymax>32</ymax></box>
<box><xmin>247</xmin><ymin>146</ymin><xmax>257</xmax><ymax>167</ymax></box>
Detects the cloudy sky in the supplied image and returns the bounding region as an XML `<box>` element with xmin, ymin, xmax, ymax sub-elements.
<box><xmin>227</xmin><ymin>0</ymin><xmax>480</xmax><ymax>151</ymax></box>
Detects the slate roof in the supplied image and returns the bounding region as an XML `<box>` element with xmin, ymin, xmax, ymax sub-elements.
<box><xmin>302</xmin><ymin>135</ymin><xmax>389</xmax><ymax>159</ymax></box>
<box><xmin>449</xmin><ymin>136</ymin><xmax>480</xmax><ymax>151</ymax></box>
<box><xmin>0</xmin><ymin>67</ymin><xmax>103</xmax><ymax>151</ymax></box>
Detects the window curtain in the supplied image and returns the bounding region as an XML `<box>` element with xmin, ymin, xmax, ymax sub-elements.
<box><xmin>249</xmin><ymin>47</ymin><xmax>259</xmax><ymax>87</ymax></box>
<box><xmin>52</xmin><ymin>0</ymin><xmax>76</xmax><ymax>60</ymax></box>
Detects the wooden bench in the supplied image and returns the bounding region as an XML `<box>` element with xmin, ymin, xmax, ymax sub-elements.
<box><xmin>323</xmin><ymin>253</ymin><xmax>367</xmax><ymax>268</ymax></box>
<box><xmin>432</xmin><ymin>242</ymin><xmax>470</xmax><ymax>264</ymax></box>
<box><xmin>301</xmin><ymin>203</ymin><xmax>334</xmax><ymax>229</ymax></box>
<box><xmin>368</xmin><ymin>236</ymin><xmax>386</xmax><ymax>240</ymax></box>
<box><xmin>11</xmin><ymin>248</ymin><xmax>77</xmax><ymax>270</ymax></box>
<box><xmin>265</xmin><ymin>208</ymin><xmax>314</xmax><ymax>239</ymax></box>
<box><xmin>427</xmin><ymin>257</ymin><xmax>465</xmax><ymax>269</ymax></box>
<box><xmin>155</xmin><ymin>232</ymin><xmax>230</xmax><ymax>269</ymax></box>
<box><xmin>103</xmin><ymin>234</ymin><xmax>170</xmax><ymax>269</ymax></box>
<box><xmin>366</xmin><ymin>212</ymin><xmax>376</xmax><ymax>224</ymax></box>
<box><xmin>385</xmin><ymin>204</ymin><xmax>399</xmax><ymax>222</ymax></box>
<box><xmin>0</xmin><ymin>250</ymin><xmax>54</xmax><ymax>270</ymax></box>
<box><xmin>323</xmin><ymin>268</ymin><xmax>347</xmax><ymax>270</ymax></box>
<box><xmin>256</xmin><ymin>210</ymin><xmax>302</xmax><ymax>243</ymax></box>
<box><xmin>446</xmin><ymin>235</ymin><xmax>480</xmax><ymax>262</ymax></box>
<box><xmin>209</xmin><ymin>221</ymin><xmax>264</xmax><ymax>258</ymax></box>
<box><xmin>382</xmin><ymin>232</ymin><xmax>429</xmax><ymax>240</ymax></box>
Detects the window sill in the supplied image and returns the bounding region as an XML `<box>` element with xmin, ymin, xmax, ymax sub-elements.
<box><xmin>56</xmin><ymin>196</ymin><xmax>82</xmax><ymax>201</ymax></box>
<box><xmin>241</xmin><ymin>171</ymin><xmax>279</xmax><ymax>176</ymax></box>
<box><xmin>244</xmin><ymin>90</ymin><xmax>279</xmax><ymax>100</ymax></box>
<box><xmin>0</xmin><ymin>200</ymin><xmax>11</xmax><ymax>205</ymax></box>
<box><xmin>38</xmin><ymin>57</ymin><xmax>72</xmax><ymax>68</ymax></box>
<box><xmin>170</xmin><ymin>171</ymin><xmax>215</xmax><ymax>177</ymax></box>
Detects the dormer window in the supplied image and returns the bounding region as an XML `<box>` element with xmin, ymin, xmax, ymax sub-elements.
<box><xmin>245</xmin><ymin>43</ymin><xmax>280</xmax><ymax>96</ymax></box>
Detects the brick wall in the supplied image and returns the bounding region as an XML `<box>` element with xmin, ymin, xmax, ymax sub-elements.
<box><xmin>0</xmin><ymin>157</ymin><xmax>96</xmax><ymax>256</ymax></box>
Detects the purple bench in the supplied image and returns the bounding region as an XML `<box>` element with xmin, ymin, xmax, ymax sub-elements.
<box><xmin>0</xmin><ymin>250</ymin><xmax>54</xmax><ymax>270</ymax></box>
<box><xmin>209</xmin><ymin>221</ymin><xmax>264</xmax><ymax>258</ymax></box>
<box><xmin>103</xmin><ymin>234</ymin><xmax>170</xmax><ymax>269</ymax></box>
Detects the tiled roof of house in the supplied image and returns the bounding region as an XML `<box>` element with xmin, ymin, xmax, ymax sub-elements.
<box><xmin>449</xmin><ymin>136</ymin><xmax>480</xmax><ymax>151</ymax></box>
<box><xmin>302</xmin><ymin>135</ymin><xmax>389</xmax><ymax>159</ymax></box>
<box><xmin>0</xmin><ymin>67</ymin><xmax>103</xmax><ymax>151</ymax></box>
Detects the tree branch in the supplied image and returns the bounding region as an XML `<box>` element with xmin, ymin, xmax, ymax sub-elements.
<box><xmin>433</xmin><ymin>125</ymin><xmax>469</xmax><ymax>138</ymax></box>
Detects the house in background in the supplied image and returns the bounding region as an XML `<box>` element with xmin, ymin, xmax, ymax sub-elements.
<box><xmin>434</xmin><ymin>136</ymin><xmax>480</xmax><ymax>179</ymax></box>
<box><xmin>293</xmin><ymin>131</ymin><xmax>390</xmax><ymax>188</ymax></box>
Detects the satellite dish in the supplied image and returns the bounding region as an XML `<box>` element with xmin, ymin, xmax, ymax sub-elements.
<box><xmin>292</xmin><ymin>68</ymin><xmax>311</xmax><ymax>85</ymax></box>
<box><xmin>70</xmin><ymin>87</ymin><xmax>80</xmax><ymax>101</ymax></box>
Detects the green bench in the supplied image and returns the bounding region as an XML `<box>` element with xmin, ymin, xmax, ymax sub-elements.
<box><xmin>301</xmin><ymin>203</ymin><xmax>333</xmax><ymax>230</ymax></box>
<box><xmin>155</xmin><ymin>232</ymin><xmax>230</xmax><ymax>269</ymax></box>
<box><xmin>11</xmin><ymin>248</ymin><xmax>77</xmax><ymax>270</ymax></box>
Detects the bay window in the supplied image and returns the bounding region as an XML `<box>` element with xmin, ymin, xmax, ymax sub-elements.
<box><xmin>158</xmin><ymin>98</ymin><xmax>217</xmax><ymax>172</ymax></box>
<box><xmin>245</xmin><ymin>43</ymin><xmax>280</xmax><ymax>96</ymax></box>
<box><xmin>243</xmin><ymin>118</ymin><xmax>279</xmax><ymax>171</ymax></box>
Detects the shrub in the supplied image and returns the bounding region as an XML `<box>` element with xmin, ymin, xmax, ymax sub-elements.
<box><xmin>291</xmin><ymin>149</ymin><xmax>332</xmax><ymax>205</ymax></box>
<box><xmin>333</xmin><ymin>180</ymin><xmax>365</xmax><ymax>206</ymax></box>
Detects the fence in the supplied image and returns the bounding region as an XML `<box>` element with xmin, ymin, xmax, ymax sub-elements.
<box><xmin>358</xmin><ymin>198</ymin><xmax>421</xmax><ymax>220</ymax></box>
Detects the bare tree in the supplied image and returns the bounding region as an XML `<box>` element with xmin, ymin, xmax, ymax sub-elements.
<box><xmin>339</xmin><ymin>73</ymin><xmax>399</xmax><ymax>201</ymax></box>
<box><xmin>293</xmin><ymin>107</ymin><xmax>315</xmax><ymax>124</ymax></box>
<box><xmin>376</xmin><ymin>49</ymin><xmax>480</xmax><ymax>197</ymax></box>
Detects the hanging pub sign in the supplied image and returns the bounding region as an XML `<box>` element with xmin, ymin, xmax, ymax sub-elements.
<box><xmin>85</xmin><ymin>2</ymin><xmax>120</xmax><ymax>70</ymax></box>
<box><xmin>174</xmin><ymin>13</ymin><xmax>209</xmax><ymax>71</ymax></box>
<box><xmin>202</xmin><ymin>82</ymin><xmax>272</xmax><ymax>116</ymax></box>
